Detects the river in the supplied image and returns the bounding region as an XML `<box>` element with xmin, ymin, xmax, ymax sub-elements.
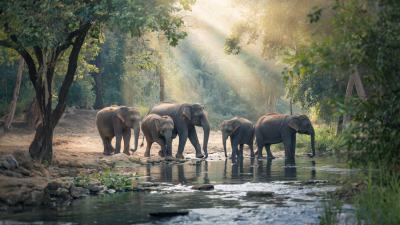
<box><xmin>0</xmin><ymin>156</ymin><xmax>358</xmax><ymax>225</ymax></box>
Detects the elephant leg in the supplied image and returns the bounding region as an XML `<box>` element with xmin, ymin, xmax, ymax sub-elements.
<box><xmin>265</xmin><ymin>144</ymin><xmax>275</xmax><ymax>159</ymax></box>
<box><xmin>155</xmin><ymin>139</ymin><xmax>167</xmax><ymax>158</ymax></box>
<box><xmin>176</xmin><ymin>128</ymin><xmax>188</xmax><ymax>159</ymax></box>
<box><xmin>239</xmin><ymin>144</ymin><xmax>244</xmax><ymax>158</ymax></box>
<box><xmin>231</xmin><ymin>137</ymin><xmax>239</xmax><ymax>163</ymax></box>
<box><xmin>188</xmin><ymin>126</ymin><xmax>204</xmax><ymax>158</ymax></box>
<box><xmin>115</xmin><ymin>133</ymin><xmax>122</xmax><ymax>154</ymax></box>
<box><xmin>144</xmin><ymin>139</ymin><xmax>153</xmax><ymax>158</ymax></box>
<box><xmin>122</xmin><ymin>129</ymin><xmax>131</xmax><ymax>155</ymax></box>
<box><xmin>101</xmin><ymin>136</ymin><xmax>112</xmax><ymax>155</ymax></box>
<box><xmin>289</xmin><ymin>133</ymin><xmax>296</xmax><ymax>161</ymax></box>
<box><xmin>248</xmin><ymin>143</ymin><xmax>255</xmax><ymax>158</ymax></box>
<box><xmin>257</xmin><ymin>142</ymin><xmax>264</xmax><ymax>160</ymax></box>
<box><xmin>282</xmin><ymin>137</ymin><xmax>294</xmax><ymax>162</ymax></box>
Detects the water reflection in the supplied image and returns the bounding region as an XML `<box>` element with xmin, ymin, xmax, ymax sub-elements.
<box><xmin>142</xmin><ymin>157</ymin><xmax>320</xmax><ymax>185</ymax></box>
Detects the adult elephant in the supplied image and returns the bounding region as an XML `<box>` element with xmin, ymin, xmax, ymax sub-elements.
<box><xmin>96</xmin><ymin>106</ymin><xmax>141</xmax><ymax>155</ymax></box>
<box><xmin>220</xmin><ymin>116</ymin><xmax>255</xmax><ymax>161</ymax></box>
<box><xmin>149</xmin><ymin>103</ymin><xmax>210</xmax><ymax>159</ymax></box>
<box><xmin>255</xmin><ymin>113</ymin><xmax>315</xmax><ymax>162</ymax></box>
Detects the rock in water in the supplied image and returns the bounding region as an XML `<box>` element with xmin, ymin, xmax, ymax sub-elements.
<box><xmin>149</xmin><ymin>211</ymin><xmax>189</xmax><ymax>218</ymax></box>
<box><xmin>191</xmin><ymin>184</ymin><xmax>214</xmax><ymax>191</ymax></box>
<box><xmin>70</xmin><ymin>186</ymin><xmax>89</xmax><ymax>198</ymax></box>
<box><xmin>246</xmin><ymin>191</ymin><xmax>274</xmax><ymax>198</ymax></box>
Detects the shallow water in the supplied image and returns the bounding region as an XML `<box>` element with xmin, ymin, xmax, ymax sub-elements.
<box><xmin>0</xmin><ymin>156</ymin><xmax>358</xmax><ymax>225</ymax></box>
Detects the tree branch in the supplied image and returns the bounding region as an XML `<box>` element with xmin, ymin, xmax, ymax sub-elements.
<box><xmin>52</xmin><ymin>24</ymin><xmax>91</xmax><ymax>128</ymax></box>
<box><xmin>34</xmin><ymin>46</ymin><xmax>43</xmax><ymax>66</ymax></box>
<box><xmin>56</xmin><ymin>22</ymin><xmax>92</xmax><ymax>56</ymax></box>
<box><xmin>0</xmin><ymin>38</ymin><xmax>39</xmax><ymax>92</ymax></box>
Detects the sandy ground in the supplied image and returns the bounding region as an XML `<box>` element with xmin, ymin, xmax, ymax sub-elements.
<box><xmin>0</xmin><ymin>109</ymin><xmax>234</xmax><ymax>166</ymax></box>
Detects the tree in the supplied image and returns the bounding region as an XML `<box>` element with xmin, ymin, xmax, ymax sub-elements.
<box><xmin>0</xmin><ymin>0</ymin><xmax>190</xmax><ymax>163</ymax></box>
<box><xmin>3</xmin><ymin>56</ymin><xmax>24</xmax><ymax>131</ymax></box>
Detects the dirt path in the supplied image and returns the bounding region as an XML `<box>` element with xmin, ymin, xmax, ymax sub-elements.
<box><xmin>1</xmin><ymin>109</ymin><xmax>230</xmax><ymax>166</ymax></box>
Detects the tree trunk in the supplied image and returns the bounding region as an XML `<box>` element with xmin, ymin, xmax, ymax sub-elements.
<box><xmin>91</xmin><ymin>55</ymin><xmax>103</xmax><ymax>109</ymax></box>
<box><xmin>92</xmin><ymin>73</ymin><xmax>104</xmax><ymax>109</ymax></box>
<box><xmin>336</xmin><ymin>115</ymin><xmax>343</xmax><ymax>135</ymax></box>
<box><xmin>289</xmin><ymin>98</ymin><xmax>293</xmax><ymax>115</ymax></box>
<box><xmin>158</xmin><ymin>65</ymin><xmax>165</xmax><ymax>102</ymax></box>
<box><xmin>4</xmin><ymin>57</ymin><xmax>25</xmax><ymax>132</ymax></box>
<box><xmin>343</xmin><ymin>68</ymin><xmax>367</xmax><ymax>127</ymax></box>
<box><xmin>28</xmin><ymin>111</ymin><xmax>53</xmax><ymax>164</ymax></box>
<box><xmin>25</xmin><ymin>97</ymin><xmax>42</xmax><ymax>129</ymax></box>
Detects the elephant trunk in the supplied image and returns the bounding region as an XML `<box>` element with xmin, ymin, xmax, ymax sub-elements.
<box><xmin>133</xmin><ymin>123</ymin><xmax>140</xmax><ymax>151</ymax></box>
<box><xmin>310</xmin><ymin>129</ymin><xmax>315</xmax><ymax>157</ymax></box>
<box><xmin>201</xmin><ymin>116</ymin><xmax>210</xmax><ymax>158</ymax></box>
<box><xmin>222</xmin><ymin>131</ymin><xmax>228</xmax><ymax>158</ymax></box>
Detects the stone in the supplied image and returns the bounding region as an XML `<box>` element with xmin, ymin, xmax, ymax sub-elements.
<box><xmin>0</xmin><ymin>170</ymin><xmax>23</xmax><ymax>178</ymax></box>
<box><xmin>303</xmin><ymin>180</ymin><xmax>328</xmax><ymax>185</ymax></box>
<box><xmin>55</xmin><ymin>188</ymin><xmax>70</xmax><ymax>200</ymax></box>
<box><xmin>149</xmin><ymin>210</ymin><xmax>189</xmax><ymax>218</ymax></box>
<box><xmin>27</xmin><ymin>190</ymin><xmax>44</xmax><ymax>206</ymax></box>
<box><xmin>46</xmin><ymin>181</ymin><xmax>63</xmax><ymax>191</ymax></box>
<box><xmin>246</xmin><ymin>191</ymin><xmax>274</xmax><ymax>198</ymax></box>
<box><xmin>70</xmin><ymin>186</ymin><xmax>89</xmax><ymax>199</ymax></box>
<box><xmin>191</xmin><ymin>184</ymin><xmax>214</xmax><ymax>191</ymax></box>
<box><xmin>106</xmin><ymin>189</ymin><xmax>116</xmax><ymax>194</ymax></box>
<box><xmin>87</xmin><ymin>183</ymin><xmax>104</xmax><ymax>194</ymax></box>
<box><xmin>1</xmin><ymin>155</ymin><xmax>19</xmax><ymax>170</ymax></box>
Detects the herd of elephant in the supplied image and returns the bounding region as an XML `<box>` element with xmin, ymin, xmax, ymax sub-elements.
<box><xmin>95</xmin><ymin>102</ymin><xmax>316</xmax><ymax>162</ymax></box>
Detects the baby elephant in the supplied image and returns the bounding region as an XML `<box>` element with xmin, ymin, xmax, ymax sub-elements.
<box><xmin>220</xmin><ymin>116</ymin><xmax>255</xmax><ymax>161</ymax></box>
<box><xmin>141</xmin><ymin>114</ymin><xmax>175</xmax><ymax>158</ymax></box>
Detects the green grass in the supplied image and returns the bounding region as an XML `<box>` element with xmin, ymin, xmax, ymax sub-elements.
<box><xmin>319</xmin><ymin>198</ymin><xmax>343</xmax><ymax>225</ymax></box>
<box><xmin>355</xmin><ymin>170</ymin><xmax>400</xmax><ymax>225</ymax></box>
<box><xmin>74</xmin><ymin>169</ymin><xmax>135</xmax><ymax>191</ymax></box>
<box><xmin>319</xmin><ymin>169</ymin><xmax>400</xmax><ymax>225</ymax></box>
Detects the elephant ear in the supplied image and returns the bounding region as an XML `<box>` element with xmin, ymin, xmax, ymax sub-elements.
<box><xmin>182</xmin><ymin>105</ymin><xmax>191</xmax><ymax>121</ymax></box>
<box><xmin>288</xmin><ymin>117</ymin><xmax>300</xmax><ymax>131</ymax></box>
<box><xmin>154</xmin><ymin>118</ymin><xmax>161</xmax><ymax>133</ymax></box>
<box><xmin>116</xmin><ymin>107</ymin><xmax>129</xmax><ymax>124</ymax></box>
<box><xmin>231</xmin><ymin>120</ymin><xmax>241</xmax><ymax>134</ymax></box>
<box><xmin>226</xmin><ymin>120</ymin><xmax>240</xmax><ymax>135</ymax></box>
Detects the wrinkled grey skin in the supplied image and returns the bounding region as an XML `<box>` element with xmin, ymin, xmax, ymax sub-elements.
<box><xmin>255</xmin><ymin>113</ymin><xmax>315</xmax><ymax>162</ymax></box>
<box><xmin>220</xmin><ymin>117</ymin><xmax>255</xmax><ymax>162</ymax></box>
<box><xmin>149</xmin><ymin>103</ymin><xmax>210</xmax><ymax>159</ymax></box>
<box><xmin>141</xmin><ymin>114</ymin><xmax>175</xmax><ymax>158</ymax></box>
<box><xmin>96</xmin><ymin>106</ymin><xmax>141</xmax><ymax>155</ymax></box>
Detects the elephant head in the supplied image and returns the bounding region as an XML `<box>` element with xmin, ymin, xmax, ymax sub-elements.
<box><xmin>220</xmin><ymin>118</ymin><xmax>241</xmax><ymax>158</ymax></box>
<box><xmin>181</xmin><ymin>103</ymin><xmax>210</xmax><ymax>157</ymax></box>
<box><xmin>116</xmin><ymin>106</ymin><xmax>141</xmax><ymax>151</ymax></box>
<box><xmin>155</xmin><ymin>115</ymin><xmax>174</xmax><ymax>156</ymax></box>
<box><xmin>288</xmin><ymin>115</ymin><xmax>315</xmax><ymax>157</ymax></box>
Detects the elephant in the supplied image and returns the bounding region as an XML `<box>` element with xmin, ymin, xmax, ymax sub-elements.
<box><xmin>255</xmin><ymin>113</ymin><xmax>315</xmax><ymax>162</ymax></box>
<box><xmin>149</xmin><ymin>102</ymin><xmax>210</xmax><ymax>159</ymax></box>
<box><xmin>141</xmin><ymin>114</ymin><xmax>175</xmax><ymax>158</ymax></box>
<box><xmin>96</xmin><ymin>106</ymin><xmax>141</xmax><ymax>155</ymax></box>
<box><xmin>220</xmin><ymin>116</ymin><xmax>255</xmax><ymax>162</ymax></box>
